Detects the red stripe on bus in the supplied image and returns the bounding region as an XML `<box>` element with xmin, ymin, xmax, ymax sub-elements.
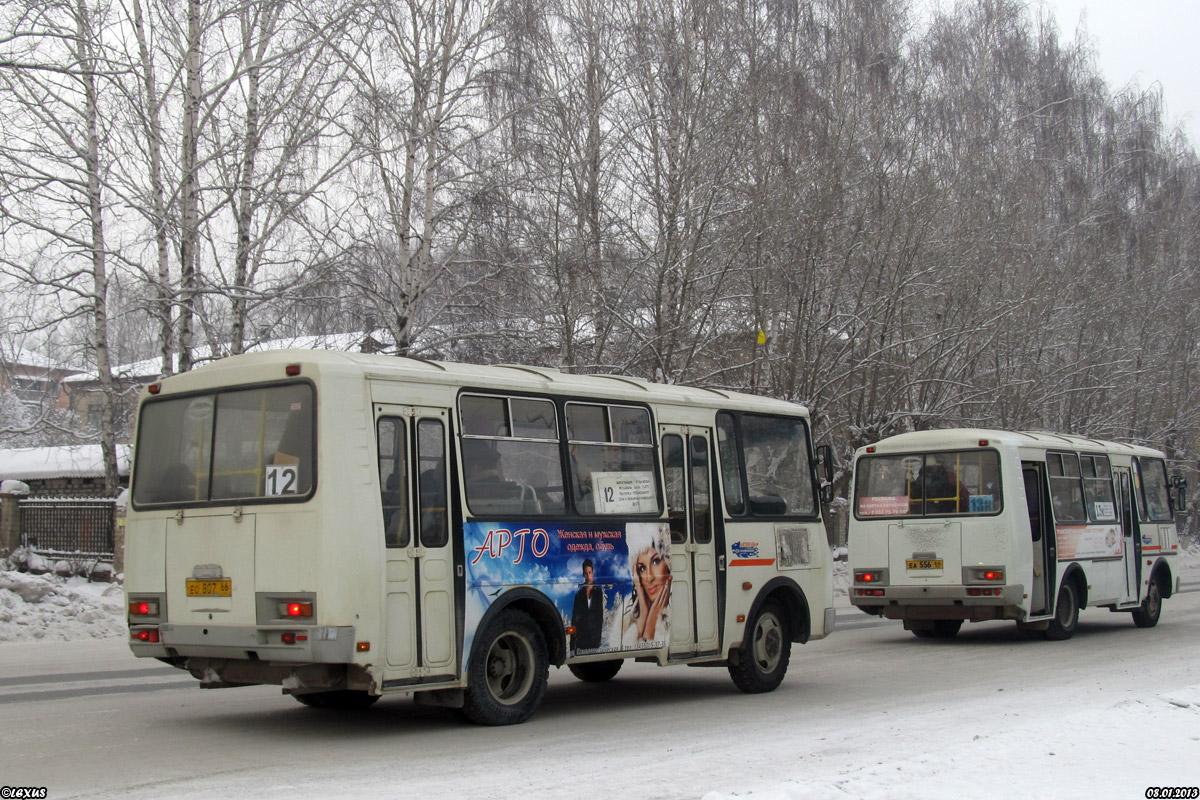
<box><xmin>729</xmin><ymin>558</ymin><xmax>776</xmax><ymax>567</ymax></box>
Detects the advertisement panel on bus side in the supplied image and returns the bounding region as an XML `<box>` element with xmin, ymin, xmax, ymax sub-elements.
<box><xmin>464</xmin><ymin>520</ymin><xmax>674</xmax><ymax>658</ymax></box>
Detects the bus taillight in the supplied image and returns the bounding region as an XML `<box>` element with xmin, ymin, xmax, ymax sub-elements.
<box><xmin>279</xmin><ymin>602</ymin><xmax>313</xmax><ymax>618</ymax></box>
<box><xmin>131</xmin><ymin>628</ymin><xmax>160</xmax><ymax>643</ymax></box>
<box><xmin>854</xmin><ymin>570</ymin><xmax>883</xmax><ymax>584</ymax></box>
<box><xmin>128</xmin><ymin>600</ymin><xmax>159</xmax><ymax>616</ymax></box>
<box><xmin>966</xmin><ymin>567</ymin><xmax>1005</xmax><ymax>583</ymax></box>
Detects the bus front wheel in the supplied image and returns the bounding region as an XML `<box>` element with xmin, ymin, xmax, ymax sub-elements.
<box><xmin>728</xmin><ymin>600</ymin><xmax>790</xmax><ymax>693</ymax></box>
<box><xmin>462</xmin><ymin>609</ymin><xmax>549</xmax><ymax>725</ymax></box>
<box><xmin>1044</xmin><ymin>579</ymin><xmax>1080</xmax><ymax>640</ymax></box>
<box><xmin>1131</xmin><ymin>578</ymin><xmax>1162</xmax><ymax>628</ymax></box>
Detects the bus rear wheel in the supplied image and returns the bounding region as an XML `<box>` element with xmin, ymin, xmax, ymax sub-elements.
<box><xmin>931</xmin><ymin>619</ymin><xmax>962</xmax><ymax>638</ymax></box>
<box><xmin>462</xmin><ymin>609</ymin><xmax>548</xmax><ymax>725</ymax></box>
<box><xmin>1131</xmin><ymin>578</ymin><xmax>1162</xmax><ymax>628</ymax></box>
<box><xmin>728</xmin><ymin>600</ymin><xmax>790</xmax><ymax>693</ymax></box>
<box><xmin>568</xmin><ymin>660</ymin><xmax>623</xmax><ymax>682</ymax></box>
<box><xmin>292</xmin><ymin>690</ymin><xmax>379</xmax><ymax>710</ymax></box>
<box><xmin>1044</xmin><ymin>579</ymin><xmax>1080</xmax><ymax>640</ymax></box>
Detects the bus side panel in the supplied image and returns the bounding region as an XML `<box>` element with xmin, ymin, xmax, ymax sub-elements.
<box><xmin>725</xmin><ymin>520</ymin><xmax>833</xmax><ymax>645</ymax></box>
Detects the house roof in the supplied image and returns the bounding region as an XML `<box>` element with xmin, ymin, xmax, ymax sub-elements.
<box><xmin>0</xmin><ymin>445</ymin><xmax>131</xmax><ymax>480</ymax></box>
<box><xmin>0</xmin><ymin>346</ymin><xmax>86</xmax><ymax>375</ymax></box>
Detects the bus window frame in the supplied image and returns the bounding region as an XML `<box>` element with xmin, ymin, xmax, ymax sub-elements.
<box><xmin>1134</xmin><ymin>456</ymin><xmax>1175</xmax><ymax>523</ymax></box>
<box><xmin>456</xmin><ymin>390</ymin><xmax>664</xmax><ymax>520</ymax></box>
<box><xmin>130</xmin><ymin>378</ymin><xmax>318</xmax><ymax>511</ymax></box>
<box><xmin>717</xmin><ymin>410</ymin><xmax>822</xmax><ymax>522</ymax></box>
<box><xmin>1046</xmin><ymin>450</ymin><xmax>1088</xmax><ymax>524</ymax></box>
<box><xmin>563</xmin><ymin>399</ymin><xmax>660</xmax><ymax>518</ymax></box>
<box><xmin>1078</xmin><ymin>453</ymin><xmax>1118</xmax><ymax>523</ymax></box>
<box><xmin>458</xmin><ymin>391</ymin><xmax>565</xmax><ymax>519</ymax></box>
<box><xmin>852</xmin><ymin>447</ymin><xmax>1004</xmax><ymax>521</ymax></box>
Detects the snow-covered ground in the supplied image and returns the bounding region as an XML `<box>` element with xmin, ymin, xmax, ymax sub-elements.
<box><xmin>2</xmin><ymin>545</ymin><xmax>1199</xmax><ymax>799</ymax></box>
<box><xmin>0</xmin><ymin>570</ymin><xmax>126</xmax><ymax>641</ymax></box>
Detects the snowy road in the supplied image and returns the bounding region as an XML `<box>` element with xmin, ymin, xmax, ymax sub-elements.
<box><xmin>2</xmin><ymin>584</ymin><xmax>1199</xmax><ymax>800</ymax></box>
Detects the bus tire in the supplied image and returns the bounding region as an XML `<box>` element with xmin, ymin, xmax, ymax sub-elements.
<box><xmin>728</xmin><ymin>600</ymin><xmax>790</xmax><ymax>693</ymax></box>
<box><xmin>1045</xmin><ymin>578</ymin><xmax>1080</xmax><ymax>640</ymax></box>
<box><xmin>1131</xmin><ymin>577</ymin><xmax>1163</xmax><ymax>628</ymax></box>
<box><xmin>567</xmin><ymin>660</ymin><xmax>623</xmax><ymax>682</ymax></box>
<box><xmin>292</xmin><ymin>690</ymin><xmax>379</xmax><ymax>710</ymax></box>
<box><xmin>462</xmin><ymin>609</ymin><xmax>548</xmax><ymax>725</ymax></box>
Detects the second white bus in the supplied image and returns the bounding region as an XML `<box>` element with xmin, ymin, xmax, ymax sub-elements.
<box><xmin>125</xmin><ymin>350</ymin><xmax>836</xmax><ymax>724</ymax></box>
<box><xmin>848</xmin><ymin>429</ymin><xmax>1185</xmax><ymax>639</ymax></box>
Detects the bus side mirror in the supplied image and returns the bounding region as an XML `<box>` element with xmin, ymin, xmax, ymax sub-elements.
<box><xmin>1171</xmin><ymin>475</ymin><xmax>1187</xmax><ymax>514</ymax></box>
<box><xmin>816</xmin><ymin>444</ymin><xmax>835</xmax><ymax>504</ymax></box>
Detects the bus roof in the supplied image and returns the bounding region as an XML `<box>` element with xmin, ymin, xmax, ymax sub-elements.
<box><xmin>147</xmin><ymin>349</ymin><xmax>811</xmax><ymax>417</ymax></box>
<box><xmin>856</xmin><ymin>428</ymin><xmax>1166</xmax><ymax>460</ymax></box>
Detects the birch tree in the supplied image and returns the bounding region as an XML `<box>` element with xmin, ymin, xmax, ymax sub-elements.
<box><xmin>0</xmin><ymin>0</ymin><xmax>123</xmax><ymax>491</ymax></box>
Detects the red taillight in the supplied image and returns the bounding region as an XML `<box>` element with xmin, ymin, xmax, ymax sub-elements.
<box><xmin>983</xmin><ymin>570</ymin><xmax>1003</xmax><ymax>581</ymax></box>
<box><xmin>132</xmin><ymin>628</ymin><xmax>160</xmax><ymax>643</ymax></box>
<box><xmin>978</xmin><ymin>439</ymin><xmax>989</xmax><ymax>447</ymax></box>
<box><xmin>866</xmin><ymin>446</ymin><xmax>875</xmax><ymax>453</ymax></box>
<box><xmin>856</xmin><ymin>588</ymin><xmax>885</xmax><ymax>597</ymax></box>
<box><xmin>129</xmin><ymin>600</ymin><xmax>159</xmax><ymax>616</ymax></box>
<box><xmin>854</xmin><ymin>571</ymin><xmax>881</xmax><ymax>584</ymax></box>
<box><xmin>284</xmin><ymin>602</ymin><xmax>312</xmax><ymax>617</ymax></box>
<box><xmin>285</xmin><ymin>363</ymin><xmax>301</xmax><ymax>376</ymax></box>
<box><xmin>148</xmin><ymin>383</ymin><xmax>161</xmax><ymax>394</ymax></box>
<box><xmin>281</xmin><ymin>632</ymin><xmax>297</xmax><ymax>645</ymax></box>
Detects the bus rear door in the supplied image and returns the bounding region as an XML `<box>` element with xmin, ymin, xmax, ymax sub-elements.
<box><xmin>375</xmin><ymin>405</ymin><xmax>458</xmax><ymax>686</ymax></box>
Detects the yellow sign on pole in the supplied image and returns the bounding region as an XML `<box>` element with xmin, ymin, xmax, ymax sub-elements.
<box><xmin>756</xmin><ymin>329</ymin><xmax>767</xmax><ymax>345</ymax></box>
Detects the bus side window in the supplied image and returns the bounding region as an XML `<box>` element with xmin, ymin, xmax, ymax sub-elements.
<box><xmin>417</xmin><ymin>419</ymin><xmax>448</xmax><ymax>548</ymax></box>
<box><xmin>663</xmin><ymin>435</ymin><xmax>687</xmax><ymax>543</ymax></box>
<box><xmin>1047</xmin><ymin>452</ymin><xmax>1086</xmax><ymax>523</ymax></box>
<box><xmin>377</xmin><ymin>417</ymin><xmax>409</xmax><ymax>548</ymax></box>
<box><xmin>715</xmin><ymin>413</ymin><xmax>745</xmax><ymax>515</ymax></box>
<box><xmin>1022</xmin><ymin>467</ymin><xmax>1042</xmax><ymax>541</ymax></box>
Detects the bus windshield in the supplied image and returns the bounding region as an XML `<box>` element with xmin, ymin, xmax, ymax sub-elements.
<box><xmin>132</xmin><ymin>382</ymin><xmax>315</xmax><ymax>507</ymax></box>
<box><xmin>855</xmin><ymin>449</ymin><xmax>1002</xmax><ymax>518</ymax></box>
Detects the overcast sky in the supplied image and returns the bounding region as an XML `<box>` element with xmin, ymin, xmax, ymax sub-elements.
<box><xmin>1037</xmin><ymin>0</ymin><xmax>1199</xmax><ymax>145</ymax></box>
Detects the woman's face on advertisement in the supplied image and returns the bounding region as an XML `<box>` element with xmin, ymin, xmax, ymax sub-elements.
<box><xmin>635</xmin><ymin>548</ymin><xmax>669</xmax><ymax>599</ymax></box>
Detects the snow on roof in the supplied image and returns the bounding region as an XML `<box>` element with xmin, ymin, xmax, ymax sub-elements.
<box><xmin>0</xmin><ymin>444</ymin><xmax>131</xmax><ymax>480</ymax></box>
<box><xmin>61</xmin><ymin>331</ymin><xmax>390</xmax><ymax>384</ymax></box>
<box><xmin>0</xmin><ymin>346</ymin><xmax>86</xmax><ymax>374</ymax></box>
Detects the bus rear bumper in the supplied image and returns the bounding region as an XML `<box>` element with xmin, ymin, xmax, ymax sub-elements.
<box><xmin>851</xmin><ymin>584</ymin><xmax>1026</xmax><ymax>622</ymax></box>
<box><xmin>130</xmin><ymin>623</ymin><xmax>358</xmax><ymax>665</ymax></box>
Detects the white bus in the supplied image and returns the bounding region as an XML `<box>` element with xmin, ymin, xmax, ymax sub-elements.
<box><xmin>848</xmin><ymin>429</ymin><xmax>1186</xmax><ymax>639</ymax></box>
<box><xmin>125</xmin><ymin>350</ymin><xmax>836</xmax><ymax>724</ymax></box>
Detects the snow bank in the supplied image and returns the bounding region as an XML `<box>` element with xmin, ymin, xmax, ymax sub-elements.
<box><xmin>701</xmin><ymin>682</ymin><xmax>1200</xmax><ymax>800</ymax></box>
<box><xmin>0</xmin><ymin>571</ymin><xmax>126</xmax><ymax>642</ymax></box>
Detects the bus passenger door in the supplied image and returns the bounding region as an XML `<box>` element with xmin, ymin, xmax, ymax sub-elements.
<box><xmin>661</xmin><ymin>427</ymin><xmax>720</xmax><ymax>657</ymax></box>
<box><xmin>376</xmin><ymin>406</ymin><xmax>457</xmax><ymax>685</ymax></box>
<box><xmin>1114</xmin><ymin>467</ymin><xmax>1141</xmax><ymax>605</ymax></box>
<box><xmin>1022</xmin><ymin>463</ymin><xmax>1054</xmax><ymax>616</ymax></box>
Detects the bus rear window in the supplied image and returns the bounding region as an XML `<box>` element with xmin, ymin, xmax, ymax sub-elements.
<box><xmin>855</xmin><ymin>450</ymin><xmax>1002</xmax><ymax>518</ymax></box>
<box><xmin>133</xmin><ymin>382</ymin><xmax>315</xmax><ymax>507</ymax></box>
